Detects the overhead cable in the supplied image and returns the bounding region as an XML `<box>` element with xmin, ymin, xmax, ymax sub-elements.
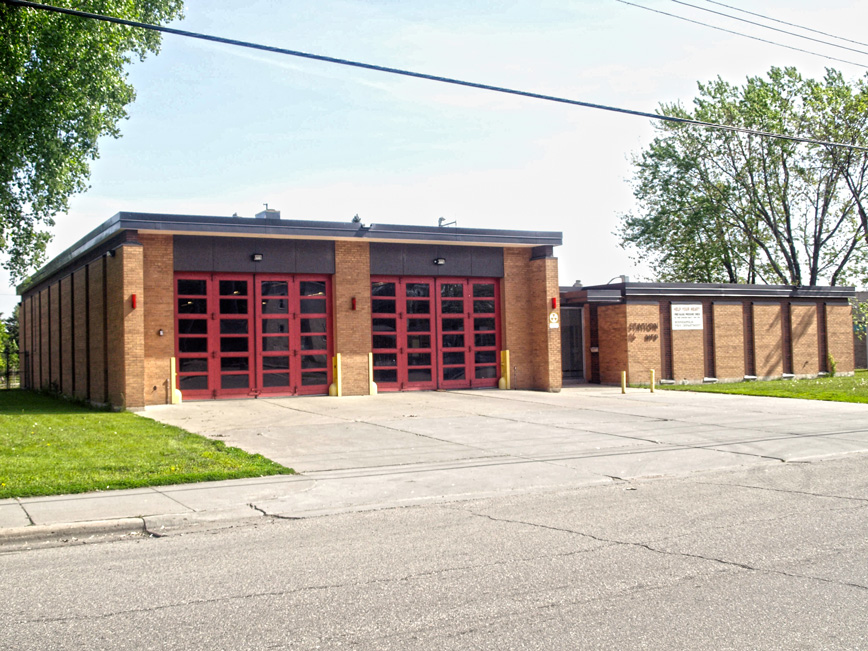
<box><xmin>702</xmin><ymin>0</ymin><xmax>868</xmax><ymax>49</ymax></box>
<box><xmin>617</xmin><ymin>0</ymin><xmax>868</xmax><ymax>70</ymax></box>
<box><xmin>3</xmin><ymin>0</ymin><xmax>868</xmax><ymax>152</ymax></box>
<box><xmin>671</xmin><ymin>0</ymin><xmax>868</xmax><ymax>57</ymax></box>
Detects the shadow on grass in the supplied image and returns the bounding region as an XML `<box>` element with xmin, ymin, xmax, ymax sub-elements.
<box><xmin>0</xmin><ymin>389</ymin><xmax>110</xmax><ymax>415</ymax></box>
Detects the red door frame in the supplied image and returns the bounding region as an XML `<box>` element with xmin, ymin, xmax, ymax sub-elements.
<box><xmin>371</xmin><ymin>276</ymin><xmax>500</xmax><ymax>392</ymax></box>
<box><xmin>174</xmin><ymin>273</ymin><xmax>332</xmax><ymax>399</ymax></box>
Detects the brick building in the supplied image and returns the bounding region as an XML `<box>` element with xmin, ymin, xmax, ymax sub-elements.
<box><xmin>560</xmin><ymin>282</ymin><xmax>856</xmax><ymax>385</ymax></box>
<box><xmin>17</xmin><ymin>211</ymin><xmax>563</xmax><ymax>408</ymax></box>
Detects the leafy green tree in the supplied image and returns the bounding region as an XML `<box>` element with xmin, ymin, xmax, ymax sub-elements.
<box><xmin>619</xmin><ymin>67</ymin><xmax>868</xmax><ymax>286</ymax></box>
<box><xmin>0</xmin><ymin>0</ymin><xmax>183</xmax><ymax>281</ymax></box>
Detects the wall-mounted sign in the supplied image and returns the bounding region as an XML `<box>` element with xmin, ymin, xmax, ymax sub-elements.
<box><xmin>549</xmin><ymin>311</ymin><xmax>560</xmax><ymax>329</ymax></box>
<box><xmin>672</xmin><ymin>303</ymin><xmax>703</xmax><ymax>330</ymax></box>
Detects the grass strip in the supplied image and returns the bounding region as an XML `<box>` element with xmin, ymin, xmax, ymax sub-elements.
<box><xmin>0</xmin><ymin>391</ymin><xmax>293</xmax><ymax>499</ymax></box>
<box><xmin>659</xmin><ymin>369</ymin><xmax>868</xmax><ymax>403</ymax></box>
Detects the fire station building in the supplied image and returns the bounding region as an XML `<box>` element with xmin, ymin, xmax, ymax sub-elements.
<box><xmin>17</xmin><ymin>210</ymin><xmax>563</xmax><ymax>409</ymax></box>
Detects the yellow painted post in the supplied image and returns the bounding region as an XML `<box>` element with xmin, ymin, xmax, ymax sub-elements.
<box><xmin>335</xmin><ymin>352</ymin><xmax>342</xmax><ymax>397</ymax></box>
<box><xmin>169</xmin><ymin>357</ymin><xmax>182</xmax><ymax>404</ymax></box>
<box><xmin>621</xmin><ymin>370</ymin><xmax>627</xmax><ymax>394</ymax></box>
<box><xmin>499</xmin><ymin>350</ymin><xmax>511</xmax><ymax>389</ymax></box>
<box><xmin>650</xmin><ymin>368</ymin><xmax>655</xmax><ymax>393</ymax></box>
<box><xmin>368</xmin><ymin>352</ymin><xmax>378</xmax><ymax>395</ymax></box>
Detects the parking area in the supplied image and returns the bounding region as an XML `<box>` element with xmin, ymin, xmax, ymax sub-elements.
<box><xmin>143</xmin><ymin>386</ymin><xmax>868</xmax><ymax>510</ymax></box>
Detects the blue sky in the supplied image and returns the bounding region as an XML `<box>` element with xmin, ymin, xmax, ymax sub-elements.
<box><xmin>4</xmin><ymin>0</ymin><xmax>868</xmax><ymax>315</ymax></box>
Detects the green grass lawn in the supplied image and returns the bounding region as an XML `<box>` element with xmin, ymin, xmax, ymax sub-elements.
<box><xmin>660</xmin><ymin>369</ymin><xmax>868</xmax><ymax>404</ymax></box>
<box><xmin>0</xmin><ymin>391</ymin><xmax>293</xmax><ymax>499</ymax></box>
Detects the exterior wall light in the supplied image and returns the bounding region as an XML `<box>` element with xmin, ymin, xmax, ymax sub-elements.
<box><xmin>251</xmin><ymin>253</ymin><xmax>263</xmax><ymax>262</ymax></box>
<box><xmin>433</xmin><ymin>258</ymin><xmax>446</xmax><ymax>266</ymax></box>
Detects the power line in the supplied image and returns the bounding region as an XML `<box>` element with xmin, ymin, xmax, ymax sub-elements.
<box><xmin>3</xmin><ymin>0</ymin><xmax>868</xmax><ymax>152</ymax></box>
<box><xmin>671</xmin><ymin>0</ymin><xmax>868</xmax><ymax>57</ymax></box>
<box><xmin>702</xmin><ymin>0</ymin><xmax>868</xmax><ymax>50</ymax></box>
<box><xmin>617</xmin><ymin>0</ymin><xmax>868</xmax><ymax>70</ymax></box>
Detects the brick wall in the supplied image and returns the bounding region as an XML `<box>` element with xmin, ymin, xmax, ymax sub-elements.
<box><xmin>502</xmin><ymin>248</ymin><xmax>561</xmax><ymax>391</ymax></box>
<box><xmin>106</xmin><ymin>244</ymin><xmax>145</xmax><ymax>409</ymax></box>
<box><xmin>88</xmin><ymin>259</ymin><xmax>106</xmax><ymax>403</ymax></box>
<box><xmin>140</xmin><ymin>234</ymin><xmax>175</xmax><ymax>405</ymax></box>
<box><xmin>597</xmin><ymin>304</ymin><xmax>628</xmax><ymax>385</ymax></box>
<box><xmin>625</xmin><ymin>303</ymin><xmax>660</xmax><ymax>384</ymax></box>
<box><xmin>713</xmin><ymin>303</ymin><xmax>744</xmax><ymax>381</ymax></box>
<box><xmin>752</xmin><ymin>303</ymin><xmax>783</xmax><ymax>378</ymax></box>
<box><xmin>672</xmin><ymin>327</ymin><xmax>704</xmax><ymax>381</ymax></box>
<box><xmin>826</xmin><ymin>303</ymin><xmax>855</xmax><ymax>374</ymax></box>
<box><xmin>19</xmin><ymin>296</ymin><xmax>29</xmax><ymax>388</ymax></box>
<box><xmin>502</xmin><ymin>248</ymin><xmax>533</xmax><ymax>389</ymax></box>
<box><xmin>39</xmin><ymin>289</ymin><xmax>49</xmax><ymax>389</ymax></box>
<box><xmin>790</xmin><ymin>303</ymin><xmax>819</xmax><ymax>377</ymax></box>
<box><xmin>49</xmin><ymin>283</ymin><xmax>61</xmax><ymax>389</ymax></box>
<box><xmin>59</xmin><ymin>275</ymin><xmax>74</xmax><ymax>394</ymax></box>
<box><xmin>333</xmin><ymin>241</ymin><xmax>372</xmax><ymax>395</ymax></box>
<box><xmin>72</xmin><ymin>268</ymin><xmax>89</xmax><ymax>400</ymax></box>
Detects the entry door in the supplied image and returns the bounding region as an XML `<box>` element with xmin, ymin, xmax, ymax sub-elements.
<box><xmin>436</xmin><ymin>278</ymin><xmax>500</xmax><ymax>389</ymax></box>
<box><xmin>175</xmin><ymin>273</ymin><xmax>331</xmax><ymax>399</ymax></box>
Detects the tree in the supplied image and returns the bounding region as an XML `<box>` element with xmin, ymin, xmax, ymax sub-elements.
<box><xmin>619</xmin><ymin>67</ymin><xmax>868</xmax><ymax>287</ymax></box>
<box><xmin>0</xmin><ymin>0</ymin><xmax>184</xmax><ymax>281</ymax></box>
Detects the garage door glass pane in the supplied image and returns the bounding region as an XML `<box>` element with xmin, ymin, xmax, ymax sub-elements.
<box><xmin>302</xmin><ymin>371</ymin><xmax>327</xmax><ymax>386</ymax></box>
<box><xmin>221</xmin><ymin>337</ymin><xmax>248</xmax><ymax>352</ymax></box>
<box><xmin>406</xmin><ymin>283</ymin><xmax>430</xmax><ymax>297</ymax></box>
<box><xmin>300</xmin><ymin>299</ymin><xmax>326</xmax><ymax>314</ymax></box>
<box><xmin>179</xmin><ymin>358</ymin><xmax>207</xmax><ymax>373</ymax></box>
<box><xmin>373</xmin><ymin>318</ymin><xmax>396</xmax><ymax>332</ymax></box>
<box><xmin>179</xmin><ymin>375</ymin><xmax>208</xmax><ymax>390</ymax></box>
<box><xmin>220</xmin><ymin>299</ymin><xmax>248</xmax><ymax>314</ymax></box>
<box><xmin>179</xmin><ymin>319</ymin><xmax>207</xmax><ymax>334</ymax></box>
<box><xmin>261</xmin><ymin>299</ymin><xmax>288</xmax><ymax>314</ymax></box>
<box><xmin>372</xmin><ymin>299</ymin><xmax>396</xmax><ymax>314</ymax></box>
<box><xmin>443</xmin><ymin>367</ymin><xmax>465</xmax><ymax>381</ymax></box>
<box><xmin>221</xmin><ymin>358</ymin><xmax>249</xmax><ymax>372</ymax></box>
<box><xmin>262</xmin><ymin>337</ymin><xmax>289</xmax><ymax>351</ymax></box>
<box><xmin>476</xmin><ymin>366</ymin><xmax>497</xmax><ymax>379</ymax></box>
<box><xmin>374</xmin><ymin>369</ymin><xmax>397</xmax><ymax>383</ymax></box>
<box><xmin>442</xmin><ymin>318</ymin><xmax>464</xmax><ymax>331</ymax></box>
<box><xmin>301</xmin><ymin>318</ymin><xmax>327</xmax><ymax>333</ymax></box>
<box><xmin>178</xmin><ymin>299</ymin><xmax>207</xmax><ymax>314</ymax></box>
<box><xmin>441</xmin><ymin>284</ymin><xmax>463</xmax><ymax>297</ymax></box>
<box><xmin>443</xmin><ymin>334</ymin><xmax>464</xmax><ymax>348</ymax></box>
<box><xmin>301</xmin><ymin>354</ymin><xmax>328</xmax><ymax>369</ymax></box>
<box><xmin>262</xmin><ymin>356</ymin><xmax>289</xmax><ymax>371</ymax></box>
<box><xmin>300</xmin><ymin>281</ymin><xmax>326</xmax><ymax>297</ymax></box>
<box><xmin>262</xmin><ymin>319</ymin><xmax>288</xmax><ymax>334</ymax></box>
<box><xmin>473</xmin><ymin>300</ymin><xmax>495</xmax><ymax>314</ymax></box>
<box><xmin>443</xmin><ymin>352</ymin><xmax>465</xmax><ymax>365</ymax></box>
<box><xmin>440</xmin><ymin>300</ymin><xmax>463</xmax><ymax>314</ymax></box>
<box><xmin>220</xmin><ymin>319</ymin><xmax>248</xmax><ymax>334</ymax></box>
<box><xmin>373</xmin><ymin>335</ymin><xmax>397</xmax><ymax>349</ymax></box>
<box><xmin>261</xmin><ymin>281</ymin><xmax>288</xmax><ymax>296</ymax></box>
<box><xmin>408</xmin><ymin>369</ymin><xmax>432</xmax><ymax>382</ymax></box>
<box><xmin>475</xmin><ymin>333</ymin><xmax>496</xmax><ymax>347</ymax></box>
<box><xmin>263</xmin><ymin>373</ymin><xmax>289</xmax><ymax>387</ymax></box>
<box><xmin>473</xmin><ymin>284</ymin><xmax>495</xmax><ymax>297</ymax></box>
<box><xmin>407</xmin><ymin>335</ymin><xmax>430</xmax><ymax>349</ymax></box>
<box><xmin>301</xmin><ymin>335</ymin><xmax>327</xmax><ymax>350</ymax></box>
<box><xmin>372</xmin><ymin>282</ymin><xmax>396</xmax><ymax>296</ymax></box>
<box><xmin>407</xmin><ymin>353</ymin><xmax>431</xmax><ymax>366</ymax></box>
<box><xmin>178</xmin><ymin>279</ymin><xmax>207</xmax><ymax>295</ymax></box>
<box><xmin>374</xmin><ymin>353</ymin><xmax>397</xmax><ymax>367</ymax></box>
<box><xmin>407</xmin><ymin>319</ymin><xmax>430</xmax><ymax>332</ymax></box>
<box><xmin>220</xmin><ymin>280</ymin><xmax>247</xmax><ymax>296</ymax></box>
<box><xmin>221</xmin><ymin>375</ymin><xmax>249</xmax><ymax>389</ymax></box>
<box><xmin>179</xmin><ymin>338</ymin><xmax>207</xmax><ymax>353</ymax></box>
<box><xmin>406</xmin><ymin>300</ymin><xmax>430</xmax><ymax>314</ymax></box>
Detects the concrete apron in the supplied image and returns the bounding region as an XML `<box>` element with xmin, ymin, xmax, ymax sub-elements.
<box><xmin>136</xmin><ymin>386</ymin><xmax>868</xmax><ymax>519</ymax></box>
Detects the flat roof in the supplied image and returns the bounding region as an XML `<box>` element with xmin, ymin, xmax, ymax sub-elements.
<box><xmin>19</xmin><ymin>211</ymin><xmax>563</xmax><ymax>294</ymax></box>
<box><xmin>562</xmin><ymin>281</ymin><xmax>855</xmax><ymax>303</ymax></box>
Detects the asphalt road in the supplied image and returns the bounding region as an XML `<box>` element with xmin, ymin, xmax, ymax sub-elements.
<box><xmin>3</xmin><ymin>453</ymin><xmax>867</xmax><ymax>650</ymax></box>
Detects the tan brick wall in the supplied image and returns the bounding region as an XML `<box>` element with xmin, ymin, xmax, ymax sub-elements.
<box><xmin>106</xmin><ymin>245</ymin><xmax>146</xmax><ymax>409</ymax></box>
<box><xmin>333</xmin><ymin>241</ymin><xmax>372</xmax><ymax>395</ymax></box>
<box><xmin>530</xmin><ymin>256</ymin><xmax>562</xmax><ymax>391</ymax></box>
<box><xmin>826</xmin><ymin>303</ymin><xmax>855</xmax><ymax>374</ymax></box>
<box><xmin>713</xmin><ymin>303</ymin><xmax>745</xmax><ymax>381</ymax></box>
<box><xmin>790</xmin><ymin>304</ymin><xmax>819</xmax><ymax>377</ymax></box>
<box><xmin>140</xmin><ymin>234</ymin><xmax>176</xmax><ymax>405</ymax></box>
<box><xmin>753</xmin><ymin>303</ymin><xmax>783</xmax><ymax>378</ymax></box>
<box><xmin>625</xmin><ymin>303</ymin><xmax>661</xmax><ymax>384</ymax></box>
<box><xmin>88</xmin><ymin>260</ymin><xmax>106</xmax><ymax>403</ymax></box>
<box><xmin>59</xmin><ymin>276</ymin><xmax>74</xmax><ymax>395</ymax></box>
<box><xmin>502</xmin><ymin>248</ymin><xmax>533</xmax><ymax>389</ymax></box>
<box><xmin>502</xmin><ymin>248</ymin><xmax>561</xmax><ymax>391</ymax></box>
<box><xmin>72</xmin><ymin>269</ymin><xmax>89</xmax><ymax>400</ymax></box>
<box><xmin>597</xmin><ymin>304</ymin><xmax>628</xmax><ymax>385</ymax></box>
<box><xmin>672</xmin><ymin>328</ymin><xmax>704</xmax><ymax>381</ymax></box>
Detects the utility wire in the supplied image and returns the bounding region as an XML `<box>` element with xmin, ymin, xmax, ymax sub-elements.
<box><xmin>671</xmin><ymin>0</ymin><xmax>868</xmax><ymax>57</ymax></box>
<box><xmin>702</xmin><ymin>0</ymin><xmax>868</xmax><ymax>50</ymax></box>
<box><xmin>4</xmin><ymin>0</ymin><xmax>868</xmax><ymax>152</ymax></box>
<box><xmin>617</xmin><ymin>0</ymin><xmax>868</xmax><ymax>70</ymax></box>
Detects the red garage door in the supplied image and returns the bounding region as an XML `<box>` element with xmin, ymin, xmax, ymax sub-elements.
<box><xmin>371</xmin><ymin>276</ymin><xmax>500</xmax><ymax>391</ymax></box>
<box><xmin>175</xmin><ymin>273</ymin><xmax>331</xmax><ymax>399</ymax></box>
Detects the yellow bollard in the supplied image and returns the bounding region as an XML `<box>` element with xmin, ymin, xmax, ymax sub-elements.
<box><xmin>169</xmin><ymin>357</ymin><xmax>182</xmax><ymax>404</ymax></box>
<box><xmin>650</xmin><ymin>368</ymin><xmax>655</xmax><ymax>393</ymax></box>
<box><xmin>368</xmin><ymin>352</ymin><xmax>378</xmax><ymax>395</ymax></box>
<box><xmin>621</xmin><ymin>371</ymin><xmax>627</xmax><ymax>394</ymax></box>
<box><xmin>499</xmin><ymin>350</ymin><xmax>511</xmax><ymax>389</ymax></box>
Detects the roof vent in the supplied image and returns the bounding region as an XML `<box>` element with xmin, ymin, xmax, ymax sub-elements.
<box><xmin>255</xmin><ymin>208</ymin><xmax>281</xmax><ymax>220</ymax></box>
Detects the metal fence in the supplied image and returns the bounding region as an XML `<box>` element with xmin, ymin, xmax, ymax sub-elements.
<box><xmin>1</xmin><ymin>347</ymin><xmax>19</xmax><ymax>390</ymax></box>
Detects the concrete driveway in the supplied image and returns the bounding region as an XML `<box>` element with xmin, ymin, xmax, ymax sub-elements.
<box><xmin>142</xmin><ymin>386</ymin><xmax>868</xmax><ymax>515</ymax></box>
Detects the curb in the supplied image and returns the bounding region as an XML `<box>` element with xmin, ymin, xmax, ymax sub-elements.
<box><xmin>0</xmin><ymin>518</ymin><xmax>147</xmax><ymax>548</ymax></box>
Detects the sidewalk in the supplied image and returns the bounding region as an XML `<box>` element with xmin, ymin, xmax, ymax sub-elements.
<box><xmin>3</xmin><ymin>387</ymin><xmax>868</xmax><ymax>548</ymax></box>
